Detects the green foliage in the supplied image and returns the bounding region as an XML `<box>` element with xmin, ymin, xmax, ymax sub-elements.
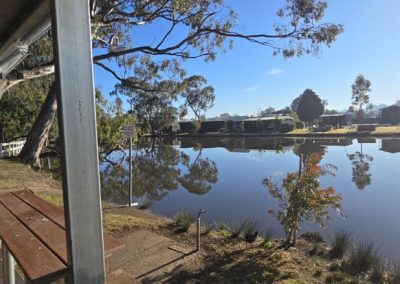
<box><xmin>351</xmin><ymin>74</ymin><xmax>372</xmax><ymax>114</ymax></box>
<box><xmin>296</xmin><ymin>89</ymin><xmax>324</xmax><ymax>123</ymax></box>
<box><xmin>295</xmin><ymin>121</ymin><xmax>305</xmax><ymax>129</ymax></box>
<box><xmin>96</xmin><ymin>89</ymin><xmax>134</xmax><ymax>153</ymax></box>
<box><xmin>202</xmin><ymin>223</ymin><xmax>213</xmax><ymax>236</ymax></box>
<box><xmin>390</xmin><ymin>265</ymin><xmax>400</xmax><ymax>284</ymax></box>
<box><xmin>187</xmin><ymin>121</ymin><xmax>201</xmax><ymax>134</ymax></box>
<box><xmin>228</xmin><ymin>223</ymin><xmax>244</xmax><ymax>240</ymax></box>
<box><xmin>0</xmin><ymin>77</ymin><xmax>54</xmax><ymax>141</ymax></box>
<box><xmin>281</xmin><ymin>120</ymin><xmax>295</xmax><ymax>133</ymax></box>
<box><xmin>329</xmin><ymin>230</ymin><xmax>352</xmax><ymax>259</ymax></box>
<box><xmin>301</xmin><ymin>232</ymin><xmax>324</xmax><ymax>243</ymax></box>
<box><xmin>174</xmin><ymin>210</ymin><xmax>194</xmax><ymax>233</ymax></box>
<box><xmin>264</xmin><ymin>150</ymin><xmax>342</xmax><ymax>245</ymax></box>
<box><xmin>181</xmin><ymin>76</ymin><xmax>215</xmax><ymax>121</ymax></box>
<box><xmin>345</xmin><ymin>241</ymin><xmax>380</xmax><ymax>274</ymax></box>
<box><xmin>242</xmin><ymin>218</ymin><xmax>258</xmax><ymax>243</ymax></box>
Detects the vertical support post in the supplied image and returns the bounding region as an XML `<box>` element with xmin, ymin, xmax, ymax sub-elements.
<box><xmin>2</xmin><ymin>245</ymin><xmax>15</xmax><ymax>284</ymax></box>
<box><xmin>129</xmin><ymin>136</ymin><xmax>133</xmax><ymax>206</ymax></box>
<box><xmin>50</xmin><ymin>0</ymin><xmax>105</xmax><ymax>283</ymax></box>
<box><xmin>197</xmin><ymin>209</ymin><xmax>206</xmax><ymax>252</ymax></box>
<box><xmin>197</xmin><ymin>217</ymin><xmax>201</xmax><ymax>252</ymax></box>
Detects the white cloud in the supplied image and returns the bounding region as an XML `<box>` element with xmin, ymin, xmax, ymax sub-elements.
<box><xmin>267</xmin><ymin>68</ymin><xmax>283</xmax><ymax>75</ymax></box>
<box><xmin>244</xmin><ymin>85</ymin><xmax>261</xmax><ymax>93</ymax></box>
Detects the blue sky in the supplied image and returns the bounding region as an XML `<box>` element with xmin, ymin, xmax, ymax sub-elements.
<box><xmin>94</xmin><ymin>0</ymin><xmax>400</xmax><ymax>118</ymax></box>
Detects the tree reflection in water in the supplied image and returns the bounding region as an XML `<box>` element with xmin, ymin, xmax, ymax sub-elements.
<box><xmin>347</xmin><ymin>151</ymin><xmax>374</xmax><ymax>190</ymax></box>
<box><xmin>100</xmin><ymin>139</ymin><xmax>218</xmax><ymax>204</ymax></box>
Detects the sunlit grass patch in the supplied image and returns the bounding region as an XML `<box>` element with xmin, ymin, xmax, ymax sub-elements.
<box><xmin>38</xmin><ymin>193</ymin><xmax>64</xmax><ymax>208</ymax></box>
<box><xmin>287</xmin><ymin>128</ymin><xmax>311</xmax><ymax>135</ymax></box>
<box><xmin>372</xmin><ymin>126</ymin><xmax>400</xmax><ymax>134</ymax></box>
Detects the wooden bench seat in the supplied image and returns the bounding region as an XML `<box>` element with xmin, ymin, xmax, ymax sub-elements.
<box><xmin>0</xmin><ymin>190</ymin><xmax>124</xmax><ymax>283</ymax></box>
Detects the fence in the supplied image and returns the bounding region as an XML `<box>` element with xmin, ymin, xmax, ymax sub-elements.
<box><xmin>0</xmin><ymin>140</ymin><xmax>26</xmax><ymax>158</ymax></box>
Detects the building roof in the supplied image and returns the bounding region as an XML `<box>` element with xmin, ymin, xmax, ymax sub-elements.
<box><xmin>244</xmin><ymin>116</ymin><xmax>293</xmax><ymax>122</ymax></box>
<box><xmin>380</xmin><ymin>105</ymin><xmax>400</xmax><ymax>111</ymax></box>
<box><xmin>320</xmin><ymin>114</ymin><xmax>346</xmax><ymax>117</ymax></box>
<box><xmin>0</xmin><ymin>0</ymin><xmax>50</xmax><ymax>78</ymax></box>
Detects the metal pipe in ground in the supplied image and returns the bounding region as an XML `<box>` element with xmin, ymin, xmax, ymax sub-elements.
<box><xmin>196</xmin><ymin>209</ymin><xmax>206</xmax><ymax>252</ymax></box>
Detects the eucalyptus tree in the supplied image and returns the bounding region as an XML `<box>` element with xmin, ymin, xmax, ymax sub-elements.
<box><xmin>2</xmin><ymin>0</ymin><xmax>343</xmax><ymax>167</ymax></box>
<box><xmin>180</xmin><ymin>75</ymin><xmax>215</xmax><ymax>121</ymax></box>
<box><xmin>351</xmin><ymin>74</ymin><xmax>372</xmax><ymax>118</ymax></box>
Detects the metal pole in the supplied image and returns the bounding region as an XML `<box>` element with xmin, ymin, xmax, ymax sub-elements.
<box><xmin>50</xmin><ymin>0</ymin><xmax>105</xmax><ymax>282</ymax></box>
<box><xmin>2</xmin><ymin>245</ymin><xmax>15</xmax><ymax>284</ymax></box>
<box><xmin>129</xmin><ymin>136</ymin><xmax>133</xmax><ymax>206</ymax></box>
<box><xmin>197</xmin><ymin>209</ymin><xmax>206</xmax><ymax>252</ymax></box>
<box><xmin>197</xmin><ymin>217</ymin><xmax>201</xmax><ymax>252</ymax></box>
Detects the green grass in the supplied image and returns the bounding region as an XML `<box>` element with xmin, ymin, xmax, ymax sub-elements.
<box><xmin>38</xmin><ymin>194</ymin><xmax>64</xmax><ymax>208</ymax></box>
<box><xmin>345</xmin><ymin>241</ymin><xmax>380</xmax><ymax>274</ymax></box>
<box><xmin>287</xmin><ymin>128</ymin><xmax>311</xmax><ymax>135</ymax></box>
<box><xmin>329</xmin><ymin>231</ymin><xmax>352</xmax><ymax>259</ymax></box>
<box><xmin>372</xmin><ymin>126</ymin><xmax>400</xmax><ymax>134</ymax></box>
<box><xmin>174</xmin><ymin>210</ymin><xmax>193</xmax><ymax>233</ymax></box>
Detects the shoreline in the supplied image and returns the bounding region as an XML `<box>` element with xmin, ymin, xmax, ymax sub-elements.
<box><xmin>149</xmin><ymin>131</ymin><xmax>400</xmax><ymax>139</ymax></box>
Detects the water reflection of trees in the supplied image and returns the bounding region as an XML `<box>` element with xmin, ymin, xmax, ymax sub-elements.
<box><xmin>347</xmin><ymin>151</ymin><xmax>374</xmax><ymax>190</ymax></box>
<box><xmin>100</xmin><ymin>139</ymin><xmax>218</xmax><ymax>204</ymax></box>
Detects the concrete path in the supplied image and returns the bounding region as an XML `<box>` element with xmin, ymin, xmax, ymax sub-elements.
<box><xmin>106</xmin><ymin>230</ymin><xmax>197</xmax><ymax>283</ymax></box>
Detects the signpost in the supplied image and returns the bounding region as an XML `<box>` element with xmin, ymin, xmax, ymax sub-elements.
<box><xmin>124</xmin><ymin>125</ymin><xmax>136</xmax><ymax>207</ymax></box>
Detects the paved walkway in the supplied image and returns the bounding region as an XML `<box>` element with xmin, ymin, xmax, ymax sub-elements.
<box><xmin>106</xmin><ymin>230</ymin><xmax>197</xmax><ymax>283</ymax></box>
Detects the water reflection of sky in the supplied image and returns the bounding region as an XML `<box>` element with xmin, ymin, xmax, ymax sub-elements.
<box><xmin>101</xmin><ymin>138</ymin><xmax>400</xmax><ymax>263</ymax></box>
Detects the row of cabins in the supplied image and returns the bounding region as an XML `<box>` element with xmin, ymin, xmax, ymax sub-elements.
<box><xmin>174</xmin><ymin>116</ymin><xmax>295</xmax><ymax>134</ymax></box>
<box><xmin>320</xmin><ymin>105</ymin><xmax>400</xmax><ymax>127</ymax></box>
<box><xmin>171</xmin><ymin>105</ymin><xmax>400</xmax><ymax>134</ymax></box>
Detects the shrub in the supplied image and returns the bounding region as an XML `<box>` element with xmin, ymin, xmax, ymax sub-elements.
<box><xmin>390</xmin><ymin>265</ymin><xmax>400</xmax><ymax>284</ymax></box>
<box><xmin>370</xmin><ymin>264</ymin><xmax>385</xmax><ymax>283</ymax></box>
<box><xmin>345</xmin><ymin>241</ymin><xmax>380</xmax><ymax>274</ymax></box>
<box><xmin>174</xmin><ymin>210</ymin><xmax>193</xmax><ymax>233</ymax></box>
<box><xmin>330</xmin><ymin>230</ymin><xmax>352</xmax><ymax>259</ymax></box>
<box><xmin>202</xmin><ymin>223</ymin><xmax>213</xmax><ymax>236</ymax></box>
<box><xmin>301</xmin><ymin>232</ymin><xmax>324</xmax><ymax>243</ymax></box>
<box><xmin>138</xmin><ymin>199</ymin><xmax>151</xmax><ymax>210</ymax></box>
<box><xmin>243</xmin><ymin>218</ymin><xmax>258</xmax><ymax>243</ymax></box>
<box><xmin>228</xmin><ymin>223</ymin><xmax>244</xmax><ymax>239</ymax></box>
<box><xmin>281</xmin><ymin>121</ymin><xmax>295</xmax><ymax>132</ymax></box>
<box><xmin>325</xmin><ymin>272</ymin><xmax>345</xmax><ymax>284</ymax></box>
<box><xmin>295</xmin><ymin>121</ymin><xmax>305</xmax><ymax>129</ymax></box>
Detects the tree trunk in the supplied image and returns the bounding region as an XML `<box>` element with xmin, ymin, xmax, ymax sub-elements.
<box><xmin>19</xmin><ymin>82</ymin><xmax>57</xmax><ymax>168</ymax></box>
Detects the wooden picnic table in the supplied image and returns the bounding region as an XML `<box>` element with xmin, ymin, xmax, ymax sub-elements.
<box><xmin>0</xmin><ymin>190</ymin><xmax>123</xmax><ymax>283</ymax></box>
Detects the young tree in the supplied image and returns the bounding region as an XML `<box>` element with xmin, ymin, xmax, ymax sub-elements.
<box><xmin>180</xmin><ymin>75</ymin><xmax>215</xmax><ymax>121</ymax></box>
<box><xmin>264</xmin><ymin>150</ymin><xmax>342</xmax><ymax>246</ymax></box>
<box><xmin>296</xmin><ymin>89</ymin><xmax>324</xmax><ymax>123</ymax></box>
<box><xmin>351</xmin><ymin>74</ymin><xmax>372</xmax><ymax>117</ymax></box>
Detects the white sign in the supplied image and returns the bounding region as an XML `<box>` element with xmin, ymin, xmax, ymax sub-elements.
<box><xmin>123</xmin><ymin>125</ymin><xmax>136</xmax><ymax>137</ymax></box>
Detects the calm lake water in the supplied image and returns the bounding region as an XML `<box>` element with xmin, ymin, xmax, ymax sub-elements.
<box><xmin>100</xmin><ymin>137</ymin><xmax>400</xmax><ymax>263</ymax></box>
